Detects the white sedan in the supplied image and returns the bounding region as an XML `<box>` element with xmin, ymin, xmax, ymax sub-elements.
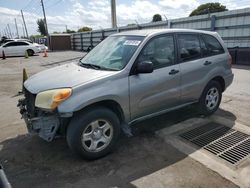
<box><xmin>0</xmin><ymin>41</ymin><xmax>40</xmax><ymax>57</ymax></box>
<box><xmin>16</xmin><ymin>39</ymin><xmax>48</xmax><ymax>52</ymax></box>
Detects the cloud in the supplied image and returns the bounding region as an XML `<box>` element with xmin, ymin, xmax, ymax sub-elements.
<box><xmin>159</xmin><ymin>0</ymin><xmax>199</xmax><ymax>9</ymax></box>
<box><xmin>0</xmin><ymin>0</ymin><xmax>249</xmax><ymax>36</ymax></box>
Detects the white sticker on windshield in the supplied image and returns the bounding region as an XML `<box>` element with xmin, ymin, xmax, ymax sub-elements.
<box><xmin>124</xmin><ymin>40</ymin><xmax>141</xmax><ymax>46</ymax></box>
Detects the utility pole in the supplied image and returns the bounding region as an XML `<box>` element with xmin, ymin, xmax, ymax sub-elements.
<box><xmin>14</xmin><ymin>18</ymin><xmax>19</xmax><ymax>38</ymax></box>
<box><xmin>111</xmin><ymin>0</ymin><xmax>117</xmax><ymax>28</ymax></box>
<box><xmin>7</xmin><ymin>24</ymin><xmax>12</xmax><ymax>38</ymax></box>
<box><xmin>41</xmin><ymin>0</ymin><xmax>50</xmax><ymax>49</ymax></box>
<box><xmin>65</xmin><ymin>25</ymin><xmax>68</xmax><ymax>32</ymax></box>
<box><xmin>22</xmin><ymin>24</ymin><xmax>26</xmax><ymax>38</ymax></box>
<box><xmin>21</xmin><ymin>10</ymin><xmax>29</xmax><ymax>38</ymax></box>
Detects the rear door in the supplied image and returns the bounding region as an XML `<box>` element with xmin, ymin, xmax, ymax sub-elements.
<box><xmin>2</xmin><ymin>42</ymin><xmax>16</xmax><ymax>56</ymax></box>
<box><xmin>129</xmin><ymin>34</ymin><xmax>181</xmax><ymax>120</ymax></box>
<box><xmin>178</xmin><ymin>33</ymin><xmax>225</xmax><ymax>104</ymax></box>
<box><xmin>177</xmin><ymin>33</ymin><xmax>207</xmax><ymax>103</ymax></box>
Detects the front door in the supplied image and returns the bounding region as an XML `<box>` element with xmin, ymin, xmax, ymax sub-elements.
<box><xmin>129</xmin><ymin>34</ymin><xmax>181</xmax><ymax>120</ymax></box>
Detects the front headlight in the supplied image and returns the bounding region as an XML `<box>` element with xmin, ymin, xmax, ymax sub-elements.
<box><xmin>35</xmin><ymin>88</ymin><xmax>72</xmax><ymax>110</ymax></box>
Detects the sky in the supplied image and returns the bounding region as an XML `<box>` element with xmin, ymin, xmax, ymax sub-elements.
<box><xmin>0</xmin><ymin>0</ymin><xmax>250</xmax><ymax>37</ymax></box>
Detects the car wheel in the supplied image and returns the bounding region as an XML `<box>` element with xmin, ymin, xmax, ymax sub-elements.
<box><xmin>66</xmin><ymin>107</ymin><xmax>121</xmax><ymax>160</ymax></box>
<box><xmin>198</xmin><ymin>80</ymin><xmax>222</xmax><ymax>116</ymax></box>
<box><xmin>27</xmin><ymin>49</ymin><xmax>34</xmax><ymax>56</ymax></box>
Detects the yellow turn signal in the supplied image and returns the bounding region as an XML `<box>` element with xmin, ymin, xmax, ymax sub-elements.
<box><xmin>35</xmin><ymin>88</ymin><xmax>72</xmax><ymax>110</ymax></box>
<box><xmin>51</xmin><ymin>89</ymin><xmax>72</xmax><ymax>109</ymax></box>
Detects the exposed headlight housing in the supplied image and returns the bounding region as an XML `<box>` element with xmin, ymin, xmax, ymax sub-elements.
<box><xmin>35</xmin><ymin>88</ymin><xmax>72</xmax><ymax>110</ymax></box>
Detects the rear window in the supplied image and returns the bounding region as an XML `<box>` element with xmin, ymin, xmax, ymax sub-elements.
<box><xmin>177</xmin><ymin>34</ymin><xmax>202</xmax><ymax>62</ymax></box>
<box><xmin>4</xmin><ymin>42</ymin><xmax>16</xmax><ymax>47</ymax></box>
<box><xmin>201</xmin><ymin>34</ymin><xmax>224</xmax><ymax>56</ymax></box>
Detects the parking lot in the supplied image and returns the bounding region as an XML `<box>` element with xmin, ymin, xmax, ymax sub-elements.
<box><xmin>0</xmin><ymin>51</ymin><xmax>249</xmax><ymax>188</ymax></box>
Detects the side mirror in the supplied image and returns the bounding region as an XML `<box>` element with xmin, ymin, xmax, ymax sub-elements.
<box><xmin>136</xmin><ymin>61</ymin><xmax>153</xmax><ymax>74</ymax></box>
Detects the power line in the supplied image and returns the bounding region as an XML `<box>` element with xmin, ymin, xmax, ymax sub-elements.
<box><xmin>22</xmin><ymin>0</ymin><xmax>34</xmax><ymax>10</ymax></box>
<box><xmin>45</xmin><ymin>0</ymin><xmax>63</xmax><ymax>9</ymax></box>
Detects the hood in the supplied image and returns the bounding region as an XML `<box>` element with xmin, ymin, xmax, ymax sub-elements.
<box><xmin>24</xmin><ymin>63</ymin><xmax>116</xmax><ymax>94</ymax></box>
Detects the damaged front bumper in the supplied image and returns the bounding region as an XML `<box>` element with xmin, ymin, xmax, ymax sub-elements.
<box><xmin>17</xmin><ymin>98</ymin><xmax>60</xmax><ymax>142</ymax></box>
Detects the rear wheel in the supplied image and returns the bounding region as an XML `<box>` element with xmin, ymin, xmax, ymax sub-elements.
<box><xmin>66</xmin><ymin>107</ymin><xmax>121</xmax><ymax>160</ymax></box>
<box><xmin>198</xmin><ymin>80</ymin><xmax>222</xmax><ymax>116</ymax></box>
<box><xmin>27</xmin><ymin>49</ymin><xmax>34</xmax><ymax>56</ymax></box>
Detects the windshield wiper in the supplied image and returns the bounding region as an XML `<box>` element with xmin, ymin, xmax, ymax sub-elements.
<box><xmin>79</xmin><ymin>62</ymin><xmax>118</xmax><ymax>71</ymax></box>
<box><xmin>79</xmin><ymin>63</ymin><xmax>101</xmax><ymax>70</ymax></box>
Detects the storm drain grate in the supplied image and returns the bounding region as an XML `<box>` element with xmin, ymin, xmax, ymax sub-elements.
<box><xmin>179</xmin><ymin>123</ymin><xmax>250</xmax><ymax>165</ymax></box>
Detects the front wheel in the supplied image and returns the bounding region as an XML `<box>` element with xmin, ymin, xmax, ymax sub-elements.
<box><xmin>27</xmin><ymin>49</ymin><xmax>34</xmax><ymax>56</ymax></box>
<box><xmin>66</xmin><ymin>107</ymin><xmax>121</xmax><ymax>160</ymax></box>
<box><xmin>198</xmin><ymin>80</ymin><xmax>222</xmax><ymax>116</ymax></box>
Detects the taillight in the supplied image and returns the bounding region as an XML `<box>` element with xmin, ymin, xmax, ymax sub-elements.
<box><xmin>228</xmin><ymin>54</ymin><xmax>232</xmax><ymax>68</ymax></box>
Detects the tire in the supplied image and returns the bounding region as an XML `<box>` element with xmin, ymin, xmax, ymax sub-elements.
<box><xmin>198</xmin><ymin>80</ymin><xmax>222</xmax><ymax>116</ymax></box>
<box><xmin>66</xmin><ymin>107</ymin><xmax>121</xmax><ymax>160</ymax></box>
<box><xmin>27</xmin><ymin>49</ymin><xmax>34</xmax><ymax>56</ymax></box>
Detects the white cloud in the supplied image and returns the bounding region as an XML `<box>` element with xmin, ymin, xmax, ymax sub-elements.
<box><xmin>159</xmin><ymin>0</ymin><xmax>199</xmax><ymax>9</ymax></box>
<box><xmin>0</xmin><ymin>0</ymin><xmax>249</xmax><ymax>36</ymax></box>
<box><xmin>117</xmin><ymin>1</ymin><xmax>164</xmax><ymax>25</ymax></box>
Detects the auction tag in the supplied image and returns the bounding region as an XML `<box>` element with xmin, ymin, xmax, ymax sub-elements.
<box><xmin>124</xmin><ymin>40</ymin><xmax>141</xmax><ymax>46</ymax></box>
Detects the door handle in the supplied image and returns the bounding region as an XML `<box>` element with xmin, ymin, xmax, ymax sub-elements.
<box><xmin>169</xmin><ymin>69</ymin><xmax>179</xmax><ymax>75</ymax></box>
<box><xmin>204</xmin><ymin>61</ymin><xmax>212</xmax><ymax>66</ymax></box>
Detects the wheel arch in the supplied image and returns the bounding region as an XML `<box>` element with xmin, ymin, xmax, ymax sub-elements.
<box><xmin>60</xmin><ymin>100</ymin><xmax>126</xmax><ymax>135</ymax></box>
<box><xmin>211</xmin><ymin>76</ymin><xmax>225</xmax><ymax>92</ymax></box>
<box><xmin>198</xmin><ymin>75</ymin><xmax>225</xmax><ymax>101</ymax></box>
<box><xmin>27</xmin><ymin>49</ymin><xmax>34</xmax><ymax>55</ymax></box>
<box><xmin>76</xmin><ymin>100</ymin><xmax>125</xmax><ymax>123</ymax></box>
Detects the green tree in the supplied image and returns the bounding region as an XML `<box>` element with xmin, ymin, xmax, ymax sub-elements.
<box><xmin>77</xmin><ymin>27</ymin><xmax>92</xmax><ymax>32</ymax></box>
<box><xmin>65</xmin><ymin>29</ymin><xmax>76</xmax><ymax>33</ymax></box>
<box><xmin>152</xmin><ymin>14</ymin><xmax>162</xmax><ymax>22</ymax></box>
<box><xmin>37</xmin><ymin>19</ymin><xmax>46</xmax><ymax>36</ymax></box>
<box><xmin>190</xmin><ymin>3</ymin><xmax>227</xmax><ymax>16</ymax></box>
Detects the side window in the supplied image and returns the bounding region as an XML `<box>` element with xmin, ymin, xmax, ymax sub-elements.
<box><xmin>3</xmin><ymin>42</ymin><xmax>15</xmax><ymax>47</ymax></box>
<box><xmin>178</xmin><ymin>34</ymin><xmax>201</xmax><ymax>62</ymax></box>
<box><xmin>202</xmin><ymin>34</ymin><xmax>224</xmax><ymax>56</ymax></box>
<box><xmin>138</xmin><ymin>35</ymin><xmax>175</xmax><ymax>69</ymax></box>
<box><xmin>16</xmin><ymin>42</ymin><xmax>29</xmax><ymax>46</ymax></box>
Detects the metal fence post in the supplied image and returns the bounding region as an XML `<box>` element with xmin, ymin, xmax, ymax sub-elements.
<box><xmin>101</xmin><ymin>30</ymin><xmax>105</xmax><ymax>41</ymax></box>
<box><xmin>90</xmin><ymin>32</ymin><xmax>93</xmax><ymax>49</ymax></box>
<box><xmin>71</xmin><ymin>34</ymin><xmax>75</xmax><ymax>50</ymax></box>
<box><xmin>167</xmin><ymin>20</ymin><xmax>171</xmax><ymax>28</ymax></box>
<box><xmin>211</xmin><ymin>15</ymin><xmax>216</xmax><ymax>31</ymax></box>
<box><xmin>80</xmin><ymin>33</ymin><xmax>83</xmax><ymax>51</ymax></box>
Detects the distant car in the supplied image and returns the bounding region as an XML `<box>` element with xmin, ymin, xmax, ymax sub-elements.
<box><xmin>16</xmin><ymin>39</ymin><xmax>48</xmax><ymax>52</ymax></box>
<box><xmin>0</xmin><ymin>41</ymin><xmax>40</xmax><ymax>57</ymax></box>
<box><xmin>0</xmin><ymin>38</ymin><xmax>48</xmax><ymax>53</ymax></box>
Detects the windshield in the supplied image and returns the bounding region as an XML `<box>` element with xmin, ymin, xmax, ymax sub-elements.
<box><xmin>79</xmin><ymin>35</ymin><xmax>144</xmax><ymax>71</ymax></box>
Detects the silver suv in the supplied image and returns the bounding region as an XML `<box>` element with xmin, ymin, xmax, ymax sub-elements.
<box><xmin>18</xmin><ymin>29</ymin><xmax>234</xmax><ymax>159</ymax></box>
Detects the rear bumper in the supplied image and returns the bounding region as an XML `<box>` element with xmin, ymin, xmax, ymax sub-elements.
<box><xmin>18</xmin><ymin>98</ymin><xmax>60</xmax><ymax>142</ymax></box>
<box><xmin>224</xmin><ymin>73</ymin><xmax>234</xmax><ymax>89</ymax></box>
